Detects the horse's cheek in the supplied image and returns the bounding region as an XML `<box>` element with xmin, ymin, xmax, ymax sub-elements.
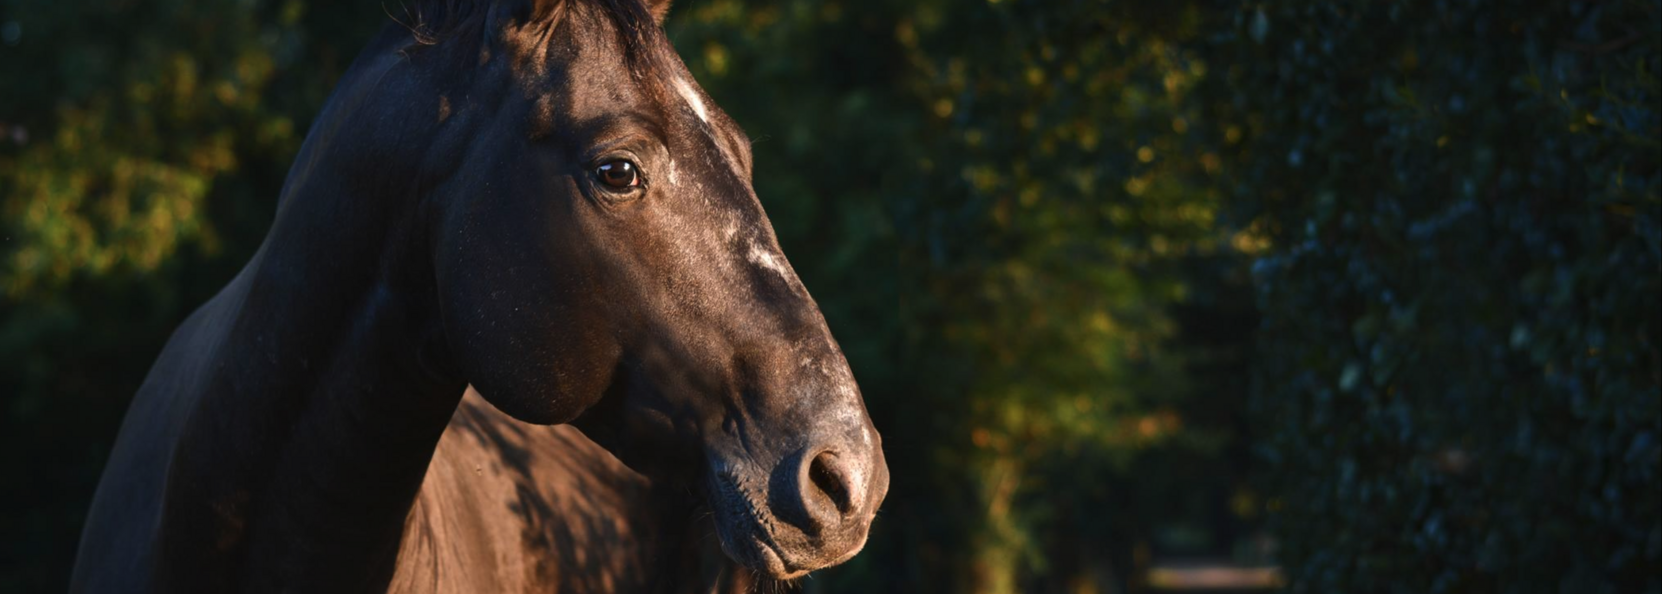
<box><xmin>438</xmin><ymin>273</ymin><xmax>620</xmax><ymax>425</ymax></box>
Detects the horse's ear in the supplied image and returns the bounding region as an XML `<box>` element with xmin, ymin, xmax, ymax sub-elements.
<box><xmin>645</xmin><ymin>0</ymin><xmax>670</xmax><ymax>24</ymax></box>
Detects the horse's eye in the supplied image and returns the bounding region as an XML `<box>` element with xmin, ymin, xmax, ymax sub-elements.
<box><xmin>596</xmin><ymin>160</ymin><xmax>641</xmax><ymax>189</ymax></box>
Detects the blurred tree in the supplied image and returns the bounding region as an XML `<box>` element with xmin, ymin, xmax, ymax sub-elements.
<box><xmin>0</xmin><ymin>0</ymin><xmax>382</xmax><ymax>589</ymax></box>
<box><xmin>876</xmin><ymin>3</ymin><xmax>1253</xmax><ymax>592</ymax></box>
<box><xmin>1234</xmin><ymin>1</ymin><xmax>1662</xmax><ymax>592</ymax></box>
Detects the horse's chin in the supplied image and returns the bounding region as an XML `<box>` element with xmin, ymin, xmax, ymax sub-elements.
<box><xmin>707</xmin><ymin>470</ymin><xmax>871</xmax><ymax>580</ymax></box>
<box><xmin>727</xmin><ymin>531</ymin><xmax>810</xmax><ymax>580</ymax></box>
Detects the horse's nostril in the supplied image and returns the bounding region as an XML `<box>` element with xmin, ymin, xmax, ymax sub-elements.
<box><xmin>807</xmin><ymin>450</ymin><xmax>855</xmax><ymax>518</ymax></box>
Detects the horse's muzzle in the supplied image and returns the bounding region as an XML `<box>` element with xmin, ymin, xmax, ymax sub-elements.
<box><xmin>710</xmin><ymin>422</ymin><xmax>889</xmax><ymax>579</ymax></box>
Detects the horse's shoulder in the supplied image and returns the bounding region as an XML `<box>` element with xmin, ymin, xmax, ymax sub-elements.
<box><xmin>392</xmin><ymin>391</ymin><xmax>674</xmax><ymax>593</ymax></box>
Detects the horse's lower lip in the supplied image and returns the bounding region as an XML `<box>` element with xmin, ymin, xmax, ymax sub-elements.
<box><xmin>712</xmin><ymin>469</ymin><xmax>800</xmax><ymax>577</ymax></box>
<box><xmin>708</xmin><ymin>491</ymin><xmax>808</xmax><ymax>579</ymax></box>
<box><xmin>753</xmin><ymin>535</ymin><xmax>811</xmax><ymax>579</ymax></box>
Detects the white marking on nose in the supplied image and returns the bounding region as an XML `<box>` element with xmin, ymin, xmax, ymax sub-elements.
<box><xmin>674</xmin><ymin>77</ymin><xmax>710</xmax><ymax>124</ymax></box>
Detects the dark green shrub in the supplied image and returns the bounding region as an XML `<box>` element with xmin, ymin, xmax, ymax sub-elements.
<box><xmin>1236</xmin><ymin>2</ymin><xmax>1661</xmax><ymax>592</ymax></box>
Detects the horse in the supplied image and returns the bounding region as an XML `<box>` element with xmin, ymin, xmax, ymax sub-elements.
<box><xmin>69</xmin><ymin>0</ymin><xmax>888</xmax><ymax>591</ymax></box>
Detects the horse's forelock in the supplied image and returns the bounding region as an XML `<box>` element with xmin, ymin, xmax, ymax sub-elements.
<box><xmin>399</xmin><ymin>0</ymin><xmax>671</xmax><ymax>78</ymax></box>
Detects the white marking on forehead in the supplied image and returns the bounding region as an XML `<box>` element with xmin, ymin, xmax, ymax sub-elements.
<box><xmin>674</xmin><ymin>77</ymin><xmax>710</xmax><ymax>124</ymax></box>
<box><xmin>747</xmin><ymin>241</ymin><xmax>790</xmax><ymax>280</ymax></box>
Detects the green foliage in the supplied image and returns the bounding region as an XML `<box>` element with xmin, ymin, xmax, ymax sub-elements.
<box><xmin>874</xmin><ymin>3</ymin><xmax>1249</xmax><ymax>591</ymax></box>
<box><xmin>0</xmin><ymin>1</ymin><xmax>381</xmax><ymax>590</ymax></box>
<box><xmin>1234</xmin><ymin>1</ymin><xmax>1662</xmax><ymax>592</ymax></box>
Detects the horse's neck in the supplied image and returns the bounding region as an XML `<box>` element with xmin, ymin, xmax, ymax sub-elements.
<box><xmin>156</xmin><ymin>44</ymin><xmax>469</xmax><ymax>588</ymax></box>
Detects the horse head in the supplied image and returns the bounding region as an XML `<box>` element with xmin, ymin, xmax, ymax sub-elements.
<box><xmin>420</xmin><ymin>0</ymin><xmax>887</xmax><ymax>578</ymax></box>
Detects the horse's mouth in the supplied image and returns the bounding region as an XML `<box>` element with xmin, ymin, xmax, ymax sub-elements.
<box><xmin>750</xmin><ymin>534</ymin><xmax>812</xmax><ymax>579</ymax></box>
<box><xmin>702</xmin><ymin>426</ymin><xmax>886</xmax><ymax>580</ymax></box>
<box><xmin>709</xmin><ymin>470</ymin><xmax>820</xmax><ymax>579</ymax></box>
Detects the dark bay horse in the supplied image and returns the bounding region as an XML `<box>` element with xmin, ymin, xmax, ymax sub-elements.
<box><xmin>70</xmin><ymin>0</ymin><xmax>887</xmax><ymax>591</ymax></box>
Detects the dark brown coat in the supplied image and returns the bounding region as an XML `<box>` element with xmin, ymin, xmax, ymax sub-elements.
<box><xmin>390</xmin><ymin>388</ymin><xmax>749</xmax><ymax>594</ymax></box>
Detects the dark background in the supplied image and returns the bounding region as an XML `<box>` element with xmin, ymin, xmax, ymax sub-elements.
<box><xmin>2</xmin><ymin>1</ymin><xmax>1657</xmax><ymax>592</ymax></box>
